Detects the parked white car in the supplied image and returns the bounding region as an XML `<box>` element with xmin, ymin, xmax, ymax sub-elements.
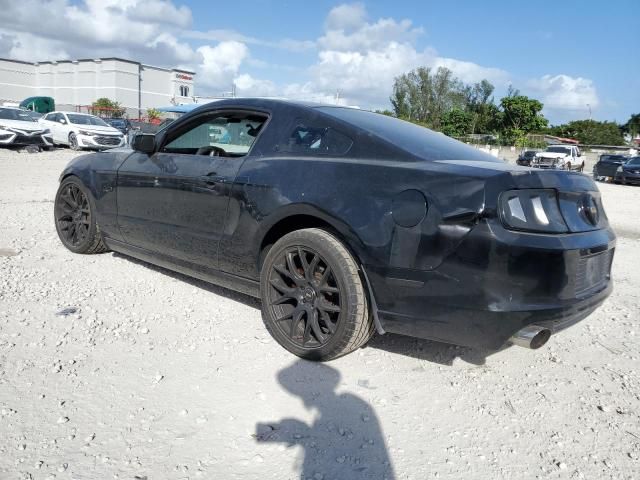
<box><xmin>532</xmin><ymin>145</ymin><xmax>585</xmax><ymax>171</ymax></box>
<box><xmin>0</xmin><ymin>107</ymin><xmax>53</xmax><ymax>149</ymax></box>
<box><xmin>39</xmin><ymin>112</ymin><xmax>126</xmax><ymax>150</ymax></box>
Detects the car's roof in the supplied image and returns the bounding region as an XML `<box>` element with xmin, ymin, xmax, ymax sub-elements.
<box><xmin>51</xmin><ymin>111</ymin><xmax>97</xmax><ymax>115</ymax></box>
<box><xmin>191</xmin><ymin>97</ymin><xmax>350</xmax><ymax>111</ymax></box>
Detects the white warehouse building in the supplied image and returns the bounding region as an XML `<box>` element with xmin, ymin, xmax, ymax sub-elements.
<box><xmin>0</xmin><ymin>57</ymin><xmax>196</xmax><ymax>117</ymax></box>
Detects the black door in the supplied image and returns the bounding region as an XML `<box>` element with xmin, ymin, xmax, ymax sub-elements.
<box><xmin>116</xmin><ymin>110</ymin><xmax>268</xmax><ymax>270</ymax></box>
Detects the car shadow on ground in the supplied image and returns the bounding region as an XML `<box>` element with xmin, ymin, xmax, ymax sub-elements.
<box><xmin>111</xmin><ymin>252</ymin><xmax>500</xmax><ymax>367</ymax></box>
<box><xmin>255</xmin><ymin>359</ymin><xmax>396</xmax><ymax>479</ymax></box>
<box><xmin>367</xmin><ymin>333</ymin><xmax>502</xmax><ymax>366</ymax></box>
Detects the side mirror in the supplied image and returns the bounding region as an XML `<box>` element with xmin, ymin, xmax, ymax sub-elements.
<box><xmin>132</xmin><ymin>133</ymin><xmax>156</xmax><ymax>154</ymax></box>
<box><xmin>59</xmin><ymin>119</ymin><xmax>66</xmax><ymax>124</ymax></box>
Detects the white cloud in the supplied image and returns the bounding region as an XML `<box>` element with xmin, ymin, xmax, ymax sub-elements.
<box><xmin>324</xmin><ymin>2</ymin><xmax>368</xmax><ymax>31</ymax></box>
<box><xmin>234</xmin><ymin>74</ymin><xmax>277</xmax><ymax>96</ymax></box>
<box><xmin>433</xmin><ymin>57</ymin><xmax>509</xmax><ymax>86</ymax></box>
<box><xmin>0</xmin><ymin>0</ymin><xmax>600</xmax><ymax>119</ymax></box>
<box><xmin>125</xmin><ymin>0</ymin><xmax>192</xmax><ymax>28</ymax></box>
<box><xmin>197</xmin><ymin>41</ymin><xmax>249</xmax><ymax>90</ymax></box>
<box><xmin>302</xmin><ymin>3</ymin><xmax>507</xmax><ymax>108</ymax></box>
<box><xmin>527</xmin><ymin>74</ymin><xmax>599</xmax><ymax>110</ymax></box>
<box><xmin>319</xmin><ymin>3</ymin><xmax>423</xmax><ymax>53</ymax></box>
<box><xmin>0</xmin><ymin>32</ymin><xmax>70</xmax><ymax>62</ymax></box>
<box><xmin>0</xmin><ymin>0</ymin><xmax>196</xmax><ymax>65</ymax></box>
<box><xmin>186</xmin><ymin>29</ymin><xmax>315</xmax><ymax>52</ymax></box>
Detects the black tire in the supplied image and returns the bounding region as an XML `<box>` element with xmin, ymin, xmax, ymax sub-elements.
<box><xmin>260</xmin><ymin>228</ymin><xmax>374</xmax><ymax>361</ymax></box>
<box><xmin>69</xmin><ymin>133</ymin><xmax>81</xmax><ymax>151</ymax></box>
<box><xmin>54</xmin><ymin>176</ymin><xmax>108</xmax><ymax>254</ymax></box>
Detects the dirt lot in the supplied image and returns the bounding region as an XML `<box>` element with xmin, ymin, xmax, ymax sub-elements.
<box><xmin>0</xmin><ymin>148</ymin><xmax>638</xmax><ymax>480</ymax></box>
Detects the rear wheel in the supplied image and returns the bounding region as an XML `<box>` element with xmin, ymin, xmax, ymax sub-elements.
<box><xmin>260</xmin><ymin>228</ymin><xmax>374</xmax><ymax>361</ymax></box>
<box><xmin>54</xmin><ymin>176</ymin><xmax>107</xmax><ymax>254</ymax></box>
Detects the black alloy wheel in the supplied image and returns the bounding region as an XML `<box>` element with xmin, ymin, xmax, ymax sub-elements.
<box><xmin>260</xmin><ymin>228</ymin><xmax>375</xmax><ymax>361</ymax></box>
<box><xmin>54</xmin><ymin>177</ymin><xmax>107</xmax><ymax>254</ymax></box>
<box><xmin>267</xmin><ymin>246</ymin><xmax>341</xmax><ymax>348</ymax></box>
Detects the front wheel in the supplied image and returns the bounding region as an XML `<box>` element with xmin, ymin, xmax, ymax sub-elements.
<box><xmin>69</xmin><ymin>133</ymin><xmax>81</xmax><ymax>151</ymax></box>
<box><xmin>260</xmin><ymin>228</ymin><xmax>375</xmax><ymax>361</ymax></box>
<box><xmin>54</xmin><ymin>176</ymin><xmax>108</xmax><ymax>254</ymax></box>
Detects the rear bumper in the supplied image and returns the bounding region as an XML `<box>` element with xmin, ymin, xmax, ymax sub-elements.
<box><xmin>365</xmin><ymin>223</ymin><xmax>615</xmax><ymax>350</ymax></box>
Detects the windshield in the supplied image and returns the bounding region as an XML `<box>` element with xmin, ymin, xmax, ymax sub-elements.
<box><xmin>627</xmin><ymin>157</ymin><xmax>640</xmax><ymax>166</ymax></box>
<box><xmin>0</xmin><ymin>108</ymin><xmax>36</xmax><ymax>122</ymax></box>
<box><xmin>317</xmin><ymin>107</ymin><xmax>501</xmax><ymax>162</ymax></box>
<box><xmin>67</xmin><ymin>114</ymin><xmax>109</xmax><ymax>127</ymax></box>
<box><xmin>107</xmin><ymin>119</ymin><xmax>126</xmax><ymax>127</ymax></box>
<box><xmin>546</xmin><ymin>146</ymin><xmax>572</xmax><ymax>154</ymax></box>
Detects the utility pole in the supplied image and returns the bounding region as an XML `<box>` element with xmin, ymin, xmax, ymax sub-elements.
<box><xmin>586</xmin><ymin>103</ymin><xmax>592</xmax><ymax>121</ymax></box>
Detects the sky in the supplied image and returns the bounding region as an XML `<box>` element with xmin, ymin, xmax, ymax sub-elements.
<box><xmin>0</xmin><ymin>0</ymin><xmax>637</xmax><ymax>124</ymax></box>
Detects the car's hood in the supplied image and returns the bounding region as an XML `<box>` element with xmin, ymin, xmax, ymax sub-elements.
<box><xmin>0</xmin><ymin>119</ymin><xmax>45</xmax><ymax>132</ymax></box>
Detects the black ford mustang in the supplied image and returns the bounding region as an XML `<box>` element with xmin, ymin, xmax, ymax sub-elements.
<box><xmin>54</xmin><ymin>99</ymin><xmax>615</xmax><ymax>360</ymax></box>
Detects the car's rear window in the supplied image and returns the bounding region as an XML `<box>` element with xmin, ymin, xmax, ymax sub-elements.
<box><xmin>316</xmin><ymin>107</ymin><xmax>501</xmax><ymax>162</ymax></box>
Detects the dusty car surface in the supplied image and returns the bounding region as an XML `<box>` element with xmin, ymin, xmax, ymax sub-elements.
<box><xmin>53</xmin><ymin>99</ymin><xmax>616</xmax><ymax>360</ymax></box>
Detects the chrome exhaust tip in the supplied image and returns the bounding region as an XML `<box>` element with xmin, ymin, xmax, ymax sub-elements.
<box><xmin>510</xmin><ymin>325</ymin><xmax>551</xmax><ymax>349</ymax></box>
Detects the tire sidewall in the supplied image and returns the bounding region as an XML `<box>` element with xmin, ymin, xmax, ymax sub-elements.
<box><xmin>260</xmin><ymin>229</ymin><xmax>365</xmax><ymax>361</ymax></box>
<box><xmin>69</xmin><ymin>133</ymin><xmax>80</xmax><ymax>151</ymax></box>
<box><xmin>54</xmin><ymin>176</ymin><xmax>100</xmax><ymax>254</ymax></box>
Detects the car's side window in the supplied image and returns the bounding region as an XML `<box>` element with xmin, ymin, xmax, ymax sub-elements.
<box><xmin>44</xmin><ymin>113</ymin><xmax>56</xmax><ymax>122</ymax></box>
<box><xmin>279</xmin><ymin>122</ymin><xmax>353</xmax><ymax>156</ymax></box>
<box><xmin>161</xmin><ymin>111</ymin><xmax>267</xmax><ymax>157</ymax></box>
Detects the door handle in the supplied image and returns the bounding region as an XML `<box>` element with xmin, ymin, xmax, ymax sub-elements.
<box><xmin>200</xmin><ymin>173</ymin><xmax>224</xmax><ymax>186</ymax></box>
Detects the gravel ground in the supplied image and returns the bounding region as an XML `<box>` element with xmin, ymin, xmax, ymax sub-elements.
<box><xmin>0</xmin><ymin>148</ymin><xmax>638</xmax><ymax>480</ymax></box>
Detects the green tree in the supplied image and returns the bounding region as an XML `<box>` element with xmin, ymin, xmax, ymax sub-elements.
<box><xmin>90</xmin><ymin>98</ymin><xmax>125</xmax><ymax>118</ymax></box>
<box><xmin>499</xmin><ymin>95</ymin><xmax>548</xmax><ymax>144</ymax></box>
<box><xmin>463</xmin><ymin>79</ymin><xmax>497</xmax><ymax>133</ymax></box>
<box><xmin>441</xmin><ymin>108</ymin><xmax>473</xmax><ymax>137</ymax></box>
<box><xmin>547</xmin><ymin>120</ymin><xmax>625</xmax><ymax>145</ymax></box>
<box><xmin>622</xmin><ymin>113</ymin><xmax>640</xmax><ymax>138</ymax></box>
<box><xmin>146</xmin><ymin>108</ymin><xmax>162</xmax><ymax>123</ymax></box>
<box><xmin>390</xmin><ymin>66</ymin><xmax>466</xmax><ymax>130</ymax></box>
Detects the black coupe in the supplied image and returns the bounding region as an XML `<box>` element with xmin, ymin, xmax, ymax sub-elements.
<box><xmin>54</xmin><ymin>99</ymin><xmax>615</xmax><ymax>360</ymax></box>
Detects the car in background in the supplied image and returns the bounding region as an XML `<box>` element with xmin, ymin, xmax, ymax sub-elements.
<box><xmin>39</xmin><ymin>112</ymin><xmax>126</xmax><ymax>151</ymax></box>
<box><xmin>102</xmin><ymin>117</ymin><xmax>132</xmax><ymax>135</ymax></box>
<box><xmin>532</xmin><ymin>145</ymin><xmax>585</xmax><ymax>171</ymax></box>
<box><xmin>614</xmin><ymin>157</ymin><xmax>640</xmax><ymax>185</ymax></box>
<box><xmin>516</xmin><ymin>150</ymin><xmax>537</xmax><ymax>166</ymax></box>
<box><xmin>19</xmin><ymin>96</ymin><xmax>55</xmax><ymax>114</ymax></box>
<box><xmin>593</xmin><ymin>154</ymin><xmax>628</xmax><ymax>181</ymax></box>
<box><xmin>23</xmin><ymin>110</ymin><xmax>44</xmax><ymax>121</ymax></box>
<box><xmin>0</xmin><ymin>106</ymin><xmax>53</xmax><ymax>149</ymax></box>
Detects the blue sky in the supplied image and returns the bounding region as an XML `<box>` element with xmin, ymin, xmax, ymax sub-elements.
<box><xmin>0</xmin><ymin>0</ymin><xmax>637</xmax><ymax>124</ymax></box>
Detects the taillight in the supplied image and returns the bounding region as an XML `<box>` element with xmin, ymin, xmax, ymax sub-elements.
<box><xmin>499</xmin><ymin>189</ymin><xmax>568</xmax><ymax>233</ymax></box>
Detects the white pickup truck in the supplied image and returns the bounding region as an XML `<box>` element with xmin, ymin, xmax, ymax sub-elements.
<box><xmin>531</xmin><ymin>145</ymin><xmax>585</xmax><ymax>171</ymax></box>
